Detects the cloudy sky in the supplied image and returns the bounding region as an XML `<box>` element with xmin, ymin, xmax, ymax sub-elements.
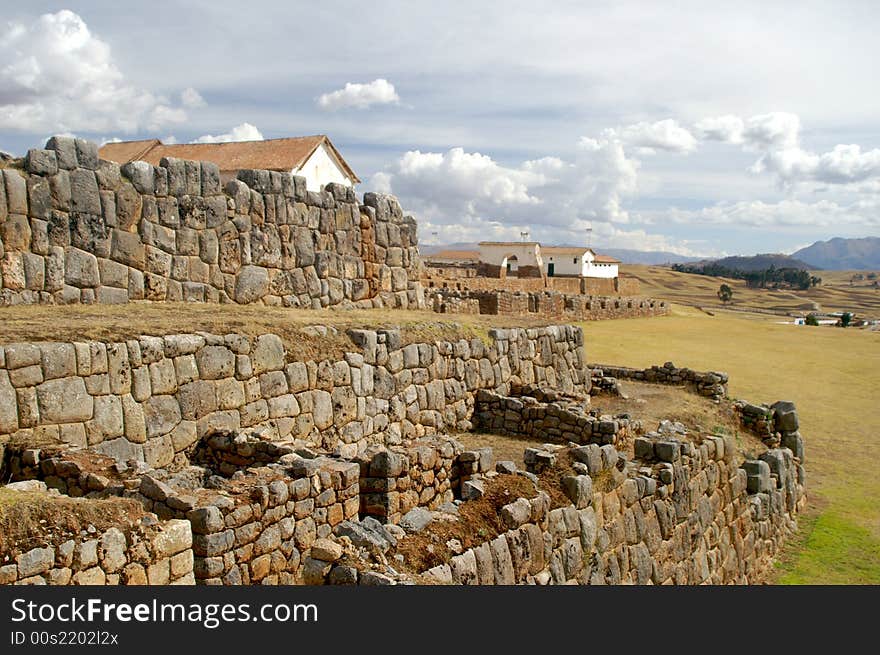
<box><xmin>1</xmin><ymin>2</ymin><xmax>878</xmax><ymax>256</ymax></box>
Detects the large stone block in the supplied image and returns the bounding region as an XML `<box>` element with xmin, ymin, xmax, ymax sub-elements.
<box><xmin>65</xmin><ymin>248</ymin><xmax>99</xmax><ymax>288</ymax></box>
<box><xmin>195</xmin><ymin>346</ymin><xmax>235</xmax><ymax>380</ymax></box>
<box><xmin>36</xmin><ymin>377</ymin><xmax>93</xmax><ymax>423</ymax></box>
<box><xmin>0</xmin><ymin>371</ymin><xmax>18</xmax><ymax>434</ymax></box>
<box><xmin>25</xmin><ymin>149</ymin><xmax>59</xmax><ymax>175</ymax></box>
<box><xmin>94</xmin><ymin>437</ymin><xmax>144</xmax><ymax>463</ymax></box>
<box><xmin>4</xmin><ymin>170</ymin><xmax>28</xmax><ymax>214</ymax></box>
<box><xmin>1</xmin><ymin>214</ymin><xmax>31</xmax><ymax>251</ymax></box>
<box><xmin>69</xmin><ymin>169</ymin><xmax>101</xmax><ymax>214</ymax></box>
<box><xmin>251</xmin><ymin>334</ymin><xmax>285</xmax><ymax>374</ymax></box>
<box><xmin>234</xmin><ymin>266</ymin><xmax>269</xmax><ymax>304</ymax></box>
<box><xmin>46</xmin><ymin>136</ymin><xmax>78</xmax><ymax>170</ymax></box>
<box><xmin>144</xmin><ymin>395</ymin><xmax>182</xmax><ymax>438</ymax></box>
<box><xmin>143</xmin><ymin>434</ymin><xmax>175</xmax><ymax>468</ymax></box>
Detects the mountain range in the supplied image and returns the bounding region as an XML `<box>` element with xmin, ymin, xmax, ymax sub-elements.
<box><xmin>792</xmin><ymin>237</ymin><xmax>880</xmax><ymax>270</ymax></box>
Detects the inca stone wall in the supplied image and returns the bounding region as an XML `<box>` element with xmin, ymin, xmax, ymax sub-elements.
<box><xmin>473</xmin><ymin>386</ymin><xmax>635</xmax><ymax>446</ymax></box>
<box><xmin>415</xmin><ymin>433</ymin><xmax>805</xmax><ymax>585</ymax></box>
<box><xmin>0</xmin><ymin>325</ymin><xmax>588</xmax><ymax>467</ymax></box>
<box><xmin>0</xmin><ymin>498</ymin><xmax>194</xmax><ymax>586</ymax></box>
<box><xmin>590</xmin><ymin>361</ymin><xmax>729</xmax><ymax>401</ymax></box>
<box><xmin>0</xmin><ymin>136</ymin><xmax>422</xmax><ymax>308</ymax></box>
<box><xmin>0</xmin><ymin>347</ymin><xmax>806</xmax><ymax>586</ymax></box>
<box><xmin>429</xmin><ymin>288</ymin><xmax>668</xmax><ymax>321</ymax></box>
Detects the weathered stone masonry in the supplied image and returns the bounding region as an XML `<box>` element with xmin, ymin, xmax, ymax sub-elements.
<box><xmin>0</xmin><ymin>324</ymin><xmax>807</xmax><ymax>585</ymax></box>
<box><xmin>0</xmin><ymin>326</ymin><xmax>588</xmax><ymax>466</ymax></box>
<box><xmin>0</xmin><ymin>136</ymin><xmax>422</xmax><ymax>308</ymax></box>
<box><xmin>0</xmin><ymin>511</ymin><xmax>194</xmax><ymax>586</ymax></box>
<box><xmin>422</xmin><ymin>434</ymin><xmax>804</xmax><ymax>585</ymax></box>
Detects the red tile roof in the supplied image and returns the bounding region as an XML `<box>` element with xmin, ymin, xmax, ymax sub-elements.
<box><xmin>99</xmin><ymin>135</ymin><xmax>360</xmax><ymax>182</ymax></box>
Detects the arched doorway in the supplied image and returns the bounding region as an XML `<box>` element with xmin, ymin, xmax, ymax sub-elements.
<box><xmin>501</xmin><ymin>254</ymin><xmax>519</xmax><ymax>278</ymax></box>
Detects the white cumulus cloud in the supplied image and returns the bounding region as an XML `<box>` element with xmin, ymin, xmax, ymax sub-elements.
<box><xmin>644</xmin><ymin>198</ymin><xmax>880</xmax><ymax>228</ymax></box>
<box><xmin>193</xmin><ymin>122</ymin><xmax>263</xmax><ymax>143</ymax></box>
<box><xmin>612</xmin><ymin>119</ymin><xmax>697</xmax><ymax>154</ymax></box>
<box><xmin>0</xmin><ymin>10</ymin><xmax>191</xmax><ymax>133</ymax></box>
<box><xmin>741</xmin><ymin>112</ymin><xmax>801</xmax><ymax>150</ymax></box>
<box><xmin>371</xmin><ymin>132</ymin><xmax>647</xmax><ymax>247</ymax></box>
<box><xmin>317</xmin><ymin>78</ymin><xmax>400</xmax><ymax>110</ymax></box>
<box><xmin>694</xmin><ymin>114</ymin><xmax>745</xmax><ymax>143</ymax></box>
<box><xmin>180</xmin><ymin>87</ymin><xmax>206</xmax><ymax>108</ymax></box>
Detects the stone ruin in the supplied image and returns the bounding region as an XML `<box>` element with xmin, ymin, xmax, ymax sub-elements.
<box><xmin>0</xmin><ymin>136</ymin><xmax>422</xmax><ymax>309</ymax></box>
<box><xmin>0</xmin><ymin>324</ymin><xmax>806</xmax><ymax>585</ymax></box>
<box><xmin>0</xmin><ymin>138</ymin><xmax>806</xmax><ymax>585</ymax></box>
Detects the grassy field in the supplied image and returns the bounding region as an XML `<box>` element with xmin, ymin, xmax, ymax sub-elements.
<box><xmin>623</xmin><ymin>264</ymin><xmax>880</xmax><ymax>318</ymax></box>
<box><xmin>581</xmin><ymin>304</ymin><xmax>880</xmax><ymax>584</ymax></box>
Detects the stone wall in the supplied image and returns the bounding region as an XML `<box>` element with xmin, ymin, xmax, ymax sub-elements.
<box><xmin>0</xmin><ymin>509</ymin><xmax>194</xmax><ymax>586</ymax></box>
<box><xmin>423</xmin><ymin>269</ymin><xmax>641</xmax><ymax>296</ymax></box>
<box><xmin>590</xmin><ymin>362</ymin><xmax>729</xmax><ymax>401</ymax></box>
<box><xmin>429</xmin><ymin>288</ymin><xmax>668</xmax><ymax>321</ymax></box>
<box><xmin>0</xmin><ymin>325</ymin><xmax>589</xmax><ymax>467</ymax></box>
<box><xmin>134</xmin><ymin>457</ymin><xmax>361</xmax><ymax>585</ymax></box>
<box><xmin>473</xmin><ymin>387</ymin><xmax>634</xmax><ymax>446</ymax></box>
<box><xmin>415</xmin><ymin>427</ymin><xmax>805</xmax><ymax>585</ymax></box>
<box><xmin>0</xmin><ymin>136</ymin><xmax>422</xmax><ymax>309</ymax></box>
<box><xmin>1</xmin><ymin>340</ymin><xmax>807</xmax><ymax>585</ymax></box>
<box><xmin>357</xmin><ymin>436</ymin><xmax>462</xmax><ymax>524</ymax></box>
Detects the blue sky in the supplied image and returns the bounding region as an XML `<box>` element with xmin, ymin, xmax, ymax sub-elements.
<box><xmin>2</xmin><ymin>1</ymin><xmax>878</xmax><ymax>256</ymax></box>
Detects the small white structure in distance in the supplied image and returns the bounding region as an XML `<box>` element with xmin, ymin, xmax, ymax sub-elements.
<box><xmin>541</xmin><ymin>246</ymin><xmax>620</xmax><ymax>278</ymax></box>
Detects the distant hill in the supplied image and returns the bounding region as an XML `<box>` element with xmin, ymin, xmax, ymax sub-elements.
<box><xmin>700</xmin><ymin>253</ymin><xmax>818</xmax><ymax>272</ymax></box>
<box><xmin>419</xmin><ymin>242</ymin><xmax>699</xmax><ymax>265</ymax></box>
<box><xmin>793</xmin><ymin>237</ymin><xmax>880</xmax><ymax>270</ymax></box>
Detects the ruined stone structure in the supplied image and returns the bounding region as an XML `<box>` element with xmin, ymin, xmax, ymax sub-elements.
<box><xmin>0</xmin><ymin>322</ymin><xmax>806</xmax><ymax>586</ymax></box>
<box><xmin>0</xmin><ymin>509</ymin><xmax>193</xmax><ymax>586</ymax></box>
<box><xmin>0</xmin><ymin>137</ymin><xmax>422</xmax><ymax>308</ymax></box>
<box><xmin>0</xmin><ymin>139</ymin><xmax>806</xmax><ymax>586</ymax></box>
<box><xmin>0</xmin><ymin>326</ymin><xmax>587</xmax><ymax>467</ymax></box>
<box><xmin>423</xmin><ymin>268</ymin><xmax>641</xmax><ymax>296</ymax></box>
<box><xmin>590</xmin><ymin>362</ymin><xmax>728</xmax><ymax>401</ymax></box>
<box><xmin>429</xmin><ymin>288</ymin><xmax>668</xmax><ymax>320</ymax></box>
<box><xmin>419</xmin><ymin>433</ymin><xmax>804</xmax><ymax>585</ymax></box>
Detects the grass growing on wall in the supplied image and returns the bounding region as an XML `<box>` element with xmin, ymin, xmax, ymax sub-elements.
<box><xmin>579</xmin><ymin>304</ymin><xmax>880</xmax><ymax>584</ymax></box>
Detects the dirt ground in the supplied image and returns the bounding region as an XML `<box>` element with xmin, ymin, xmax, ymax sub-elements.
<box><xmin>0</xmin><ymin>490</ymin><xmax>144</xmax><ymax>556</ymax></box>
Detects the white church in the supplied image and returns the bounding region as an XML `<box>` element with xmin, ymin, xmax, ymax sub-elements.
<box><xmin>477</xmin><ymin>242</ymin><xmax>620</xmax><ymax>279</ymax></box>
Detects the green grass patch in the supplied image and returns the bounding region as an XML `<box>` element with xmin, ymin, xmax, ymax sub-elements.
<box><xmin>776</xmin><ymin>510</ymin><xmax>880</xmax><ymax>585</ymax></box>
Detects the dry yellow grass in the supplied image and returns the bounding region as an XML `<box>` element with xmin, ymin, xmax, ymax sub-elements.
<box><xmin>581</xmin><ymin>304</ymin><xmax>880</xmax><ymax>583</ymax></box>
<box><xmin>623</xmin><ymin>264</ymin><xmax>880</xmax><ymax>317</ymax></box>
<box><xmin>0</xmin><ymin>303</ymin><xmax>553</xmax><ymax>360</ymax></box>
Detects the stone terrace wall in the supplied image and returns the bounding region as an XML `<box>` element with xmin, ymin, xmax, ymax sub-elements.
<box><xmin>429</xmin><ymin>288</ymin><xmax>668</xmax><ymax>321</ymax></box>
<box><xmin>0</xmin><ymin>325</ymin><xmax>588</xmax><ymax>467</ymax></box>
<box><xmin>423</xmin><ymin>270</ymin><xmax>641</xmax><ymax>296</ymax></box>
<box><xmin>590</xmin><ymin>361</ymin><xmax>729</xmax><ymax>401</ymax></box>
<box><xmin>0</xmin><ymin>514</ymin><xmax>194</xmax><ymax>586</ymax></box>
<box><xmin>473</xmin><ymin>388</ymin><xmax>634</xmax><ymax>446</ymax></box>
<box><xmin>423</xmin><ymin>432</ymin><xmax>805</xmax><ymax>585</ymax></box>
<box><xmin>357</xmin><ymin>436</ymin><xmax>465</xmax><ymax>523</ymax></box>
<box><xmin>0</xmin><ymin>136</ymin><xmax>422</xmax><ymax>308</ymax></box>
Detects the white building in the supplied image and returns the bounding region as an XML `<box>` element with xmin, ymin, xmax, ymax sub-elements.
<box><xmin>477</xmin><ymin>242</ymin><xmax>544</xmax><ymax>277</ymax></box>
<box><xmin>100</xmin><ymin>135</ymin><xmax>360</xmax><ymax>192</ymax></box>
<box><xmin>540</xmin><ymin>247</ymin><xmax>619</xmax><ymax>278</ymax></box>
<box><xmin>477</xmin><ymin>242</ymin><xmax>620</xmax><ymax>279</ymax></box>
